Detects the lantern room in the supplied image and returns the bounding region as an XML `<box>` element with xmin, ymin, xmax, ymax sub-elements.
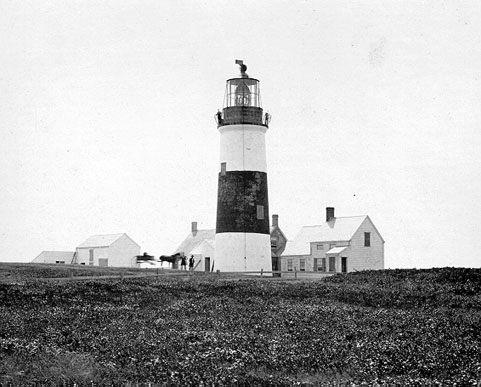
<box><xmin>215</xmin><ymin>60</ymin><xmax>271</xmax><ymax>128</ymax></box>
<box><xmin>224</xmin><ymin>77</ymin><xmax>261</xmax><ymax>108</ymax></box>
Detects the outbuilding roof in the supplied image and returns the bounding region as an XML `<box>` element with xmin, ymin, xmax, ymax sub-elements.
<box><xmin>174</xmin><ymin>229</ymin><xmax>215</xmax><ymax>256</ymax></box>
<box><xmin>191</xmin><ymin>239</ymin><xmax>215</xmax><ymax>255</ymax></box>
<box><xmin>282</xmin><ymin>216</ymin><xmax>368</xmax><ymax>256</ymax></box>
<box><xmin>77</xmin><ymin>233</ymin><xmax>138</xmax><ymax>249</ymax></box>
<box><xmin>32</xmin><ymin>251</ymin><xmax>75</xmax><ymax>264</ymax></box>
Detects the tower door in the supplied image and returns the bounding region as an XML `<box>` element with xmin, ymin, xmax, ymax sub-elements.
<box><xmin>341</xmin><ymin>257</ymin><xmax>347</xmax><ymax>273</ymax></box>
<box><xmin>205</xmin><ymin>257</ymin><xmax>211</xmax><ymax>272</ymax></box>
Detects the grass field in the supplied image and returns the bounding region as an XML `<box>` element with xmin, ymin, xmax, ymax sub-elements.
<box><xmin>0</xmin><ymin>262</ymin><xmax>158</xmax><ymax>282</ymax></box>
<box><xmin>0</xmin><ymin>263</ymin><xmax>480</xmax><ymax>385</ymax></box>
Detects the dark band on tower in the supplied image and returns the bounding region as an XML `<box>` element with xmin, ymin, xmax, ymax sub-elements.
<box><xmin>216</xmin><ymin>170</ymin><xmax>269</xmax><ymax>234</ymax></box>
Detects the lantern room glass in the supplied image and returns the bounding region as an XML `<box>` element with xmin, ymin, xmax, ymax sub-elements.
<box><xmin>223</xmin><ymin>78</ymin><xmax>262</xmax><ymax>108</ymax></box>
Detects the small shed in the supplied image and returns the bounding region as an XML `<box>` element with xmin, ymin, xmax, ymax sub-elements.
<box><xmin>32</xmin><ymin>251</ymin><xmax>75</xmax><ymax>264</ymax></box>
<box><xmin>173</xmin><ymin>222</ymin><xmax>215</xmax><ymax>272</ymax></box>
<box><xmin>74</xmin><ymin>233</ymin><xmax>140</xmax><ymax>267</ymax></box>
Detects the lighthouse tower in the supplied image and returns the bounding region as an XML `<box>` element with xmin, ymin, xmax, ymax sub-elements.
<box><xmin>214</xmin><ymin>60</ymin><xmax>272</xmax><ymax>273</ymax></box>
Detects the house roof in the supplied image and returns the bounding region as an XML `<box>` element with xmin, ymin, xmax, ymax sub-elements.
<box><xmin>191</xmin><ymin>239</ymin><xmax>215</xmax><ymax>255</ymax></box>
<box><xmin>326</xmin><ymin>247</ymin><xmax>348</xmax><ymax>255</ymax></box>
<box><xmin>282</xmin><ymin>216</ymin><xmax>368</xmax><ymax>256</ymax></box>
<box><xmin>32</xmin><ymin>251</ymin><xmax>75</xmax><ymax>263</ymax></box>
<box><xmin>77</xmin><ymin>233</ymin><xmax>134</xmax><ymax>249</ymax></box>
<box><xmin>173</xmin><ymin>229</ymin><xmax>215</xmax><ymax>255</ymax></box>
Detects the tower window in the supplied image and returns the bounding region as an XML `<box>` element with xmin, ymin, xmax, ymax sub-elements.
<box><xmin>271</xmin><ymin>236</ymin><xmax>278</xmax><ymax>248</ymax></box>
<box><xmin>256</xmin><ymin>205</ymin><xmax>264</xmax><ymax>220</ymax></box>
<box><xmin>364</xmin><ymin>232</ymin><xmax>371</xmax><ymax>247</ymax></box>
<box><xmin>220</xmin><ymin>162</ymin><xmax>226</xmax><ymax>176</ymax></box>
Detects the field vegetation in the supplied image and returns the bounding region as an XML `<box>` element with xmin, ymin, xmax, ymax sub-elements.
<box><xmin>0</xmin><ymin>264</ymin><xmax>480</xmax><ymax>385</ymax></box>
<box><xmin>0</xmin><ymin>263</ymin><xmax>154</xmax><ymax>282</ymax></box>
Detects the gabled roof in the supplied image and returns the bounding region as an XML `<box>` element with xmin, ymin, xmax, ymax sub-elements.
<box><xmin>77</xmin><ymin>233</ymin><xmax>138</xmax><ymax>249</ymax></box>
<box><xmin>174</xmin><ymin>229</ymin><xmax>215</xmax><ymax>255</ymax></box>
<box><xmin>191</xmin><ymin>239</ymin><xmax>215</xmax><ymax>255</ymax></box>
<box><xmin>282</xmin><ymin>216</ymin><xmax>368</xmax><ymax>256</ymax></box>
<box><xmin>32</xmin><ymin>251</ymin><xmax>75</xmax><ymax>263</ymax></box>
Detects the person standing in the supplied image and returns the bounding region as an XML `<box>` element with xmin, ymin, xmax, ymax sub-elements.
<box><xmin>180</xmin><ymin>254</ymin><xmax>187</xmax><ymax>270</ymax></box>
<box><xmin>189</xmin><ymin>255</ymin><xmax>195</xmax><ymax>273</ymax></box>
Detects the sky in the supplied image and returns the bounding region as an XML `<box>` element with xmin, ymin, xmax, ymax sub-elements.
<box><xmin>1</xmin><ymin>0</ymin><xmax>480</xmax><ymax>268</ymax></box>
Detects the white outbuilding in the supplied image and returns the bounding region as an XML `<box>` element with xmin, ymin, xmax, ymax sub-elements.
<box><xmin>32</xmin><ymin>251</ymin><xmax>75</xmax><ymax>264</ymax></box>
<box><xmin>74</xmin><ymin>233</ymin><xmax>140</xmax><ymax>267</ymax></box>
<box><xmin>173</xmin><ymin>222</ymin><xmax>215</xmax><ymax>272</ymax></box>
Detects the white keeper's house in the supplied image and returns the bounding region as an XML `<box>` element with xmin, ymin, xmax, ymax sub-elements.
<box><xmin>281</xmin><ymin>207</ymin><xmax>384</xmax><ymax>277</ymax></box>
<box><xmin>73</xmin><ymin>233</ymin><xmax>140</xmax><ymax>267</ymax></box>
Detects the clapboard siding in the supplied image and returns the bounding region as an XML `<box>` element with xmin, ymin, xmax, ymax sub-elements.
<box><xmin>347</xmin><ymin>218</ymin><xmax>384</xmax><ymax>271</ymax></box>
<box><xmin>280</xmin><ymin>213</ymin><xmax>384</xmax><ymax>275</ymax></box>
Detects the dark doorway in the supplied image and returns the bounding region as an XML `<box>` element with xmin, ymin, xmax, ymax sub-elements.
<box><xmin>329</xmin><ymin>256</ymin><xmax>336</xmax><ymax>272</ymax></box>
<box><xmin>272</xmin><ymin>257</ymin><xmax>280</xmax><ymax>277</ymax></box>
<box><xmin>341</xmin><ymin>257</ymin><xmax>347</xmax><ymax>273</ymax></box>
<box><xmin>205</xmin><ymin>257</ymin><xmax>211</xmax><ymax>272</ymax></box>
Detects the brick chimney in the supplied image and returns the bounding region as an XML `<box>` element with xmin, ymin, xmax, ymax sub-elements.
<box><xmin>326</xmin><ymin>207</ymin><xmax>335</xmax><ymax>222</ymax></box>
<box><xmin>272</xmin><ymin>214</ymin><xmax>279</xmax><ymax>228</ymax></box>
<box><xmin>191</xmin><ymin>221</ymin><xmax>198</xmax><ymax>235</ymax></box>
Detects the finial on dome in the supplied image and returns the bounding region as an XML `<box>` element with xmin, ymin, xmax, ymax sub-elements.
<box><xmin>235</xmin><ymin>59</ymin><xmax>248</xmax><ymax>78</ymax></box>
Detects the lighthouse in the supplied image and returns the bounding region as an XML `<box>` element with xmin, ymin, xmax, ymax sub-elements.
<box><xmin>214</xmin><ymin>60</ymin><xmax>272</xmax><ymax>273</ymax></box>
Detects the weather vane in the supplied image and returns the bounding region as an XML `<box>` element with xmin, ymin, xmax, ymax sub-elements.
<box><xmin>235</xmin><ymin>59</ymin><xmax>248</xmax><ymax>78</ymax></box>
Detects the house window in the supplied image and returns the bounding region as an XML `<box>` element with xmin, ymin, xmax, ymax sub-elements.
<box><xmin>257</xmin><ymin>205</ymin><xmax>264</xmax><ymax>220</ymax></box>
<box><xmin>89</xmin><ymin>249</ymin><xmax>94</xmax><ymax>265</ymax></box>
<box><xmin>300</xmin><ymin>258</ymin><xmax>306</xmax><ymax>272</ymax></box>
<box><xmin>329</xmin><ymin>256</ymin><xmax>336</xmax><ymax>272</ymax></box>
<box><xmin>329</xmin><ymin>243</ymin><xmax>336</xmax><ymax>249</ymax></box>
<box><xmin>319</xmin><ymin>258</ymin><xmax>326</xmax><ymax>272</ymax></box>
<box><xmin>55</xmin><ymin>261</ymin><xmax>65</xmax><ymax>264</ymax></box>
<box><xmin>287</xmin><ymin>259</ymin><xmax>293</xmax><ymax>272</ymax></box>
<box><xmin>364</xmin><ymin>232</ymin><xmax>371</xmax><ymax>247</ymax></box>
<box><xmin>316</xmin><ymin>244</ymin><xmax>323</xmax><ymax>250</ymax></box>
<box><xmin>220</xmin><ymin>162</ymin><xmax>226</xmax><ymax>176</ymax></box>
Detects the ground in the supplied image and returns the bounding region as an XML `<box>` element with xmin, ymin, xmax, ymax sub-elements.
<box><xmin>0</xmin><ymin>263</ymin><xmax>480</xmax><ymax>385</ymax></box>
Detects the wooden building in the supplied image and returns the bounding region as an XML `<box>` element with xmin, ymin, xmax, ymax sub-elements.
<box><xmin>74</xmin><ymin>233</ymin><xmax>140</xmax><ymax>267</ymax></box>
<box><xmin>173</xmin><ymin>222</ymin><xmax>215</xmax><ymax>272</ymax></box>
<box><xmin>31</xmin><ymin>251</ymin><xmax>75</xmax><ymax>264</ymax></box>
<box><xmin>281</xmin><ymin>207</ymin><xmax>384</xmax><ymax>277</ymax></box>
